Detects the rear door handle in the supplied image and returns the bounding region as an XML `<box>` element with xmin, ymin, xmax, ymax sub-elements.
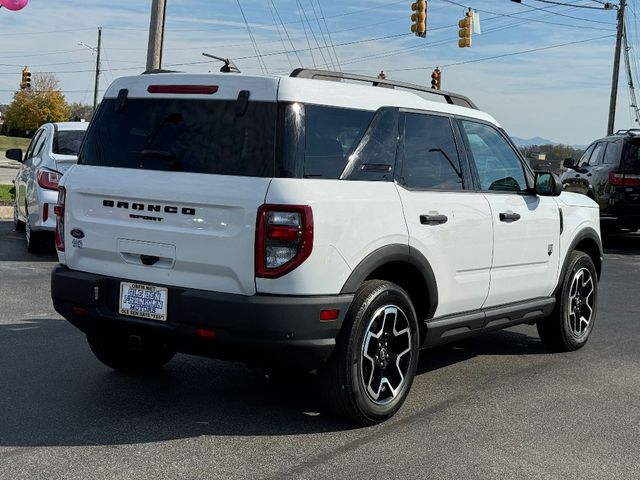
<box><xmin>499</xmin><ymin>212</ymin><xmax>521</xmax><ymax>222</ymax></box>
<box><xmin>420</xmin><ymin>214</ymin><xmax>448</xmax><ymax>225</ymax></box>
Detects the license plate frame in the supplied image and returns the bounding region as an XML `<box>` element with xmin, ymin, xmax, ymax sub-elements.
<box><xmin>118</xmin><ymin>282</ymin><xmax>168</xmax><ymax>322</ymax></box>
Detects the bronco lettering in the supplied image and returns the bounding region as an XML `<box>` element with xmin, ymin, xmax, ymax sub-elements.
<box><xmin>102</xmin><ymin>199</ymin><xmax>196</xmax><ymax>216</ymax></box>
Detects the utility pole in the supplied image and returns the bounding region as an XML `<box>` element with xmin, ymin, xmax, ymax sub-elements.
<box><xmin>146</xmin><ymin>0</ymin><xmax>167</xmax><ymax>71</ymax></box>
<box><xmin>608</xmin><ymin>0</ymin><xmax>626</xmax><ymax>135</ymax></box>
<box><xmin>93</xmin><ymin>27</ymin><xmax>102</xmax><ymax>113</ymax></box>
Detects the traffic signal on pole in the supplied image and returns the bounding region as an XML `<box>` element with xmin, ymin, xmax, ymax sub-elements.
<box><xmin>458</xmin><ymin>10</ymin><xmax>473</xmax><ymax>48</ymax></box>
<box><xmin>20</xmin><ymin>66</ymin><xmax>31</xmax><ymax>90</ymax></box>
<box><xmin>411</xmin><ymin>0</ymin><xmax>427</xmax><ymax>38</ymax></box>
<box><xmin>431</xmin><ymin>68</ymin><xmax>441</xmax><ymax>90</ymax></box>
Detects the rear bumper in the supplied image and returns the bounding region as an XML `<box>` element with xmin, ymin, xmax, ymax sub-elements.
<box><xmin>31</xmin><ymin>189</ymin><xmax>58</xmax><ymax>231</ymax></box>
<box><xmin>51</xmin><ymin>265</ymin><xmax>353</xmax><ymax>369</ymax></box>
<box><xmin>600</xmin><ymin>193</ymin><xmax>640</xmax><ymax>227</ymax></box>
<box><xmin>600</xmin><ymin>211</ymin><xmax>640</xmax><ymax>228</ymax></box>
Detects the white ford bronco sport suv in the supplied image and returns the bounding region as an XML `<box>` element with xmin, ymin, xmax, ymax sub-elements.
<box><xmin>51</xmin><ymin>69</ymin><xmax>602</xmax><ymax>425</ymax></box>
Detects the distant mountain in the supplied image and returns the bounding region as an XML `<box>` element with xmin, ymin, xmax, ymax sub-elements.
<box><xmin>511</xmin><ymin>136</ymin><xmax>586</xmax><ymax>151</ymax></box>
<box><xmin>510</xmin><ymin>136</ymin><xmax>558</xmax><ymax>147</ymax></box>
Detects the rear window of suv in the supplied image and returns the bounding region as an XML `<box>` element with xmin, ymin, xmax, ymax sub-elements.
<box><xmin>622</xmin><ymin>139</ymin><xmax>640</xmax><ymax>172</ymax></box>
<box><xmin>53</xmin><ymin>130</ymin><xmax>85</xmax><ymax>156</ymax></box>
<box><xmin>79</xmin><ymin>98</ymin><xmax>277</xmax><ymax>177</ymax></box>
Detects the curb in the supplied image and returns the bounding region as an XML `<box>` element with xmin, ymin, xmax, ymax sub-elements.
<box><xmin>0</xmin><ymin>206</ymin><xmax>12</xmax><ymax>220</ymax></box>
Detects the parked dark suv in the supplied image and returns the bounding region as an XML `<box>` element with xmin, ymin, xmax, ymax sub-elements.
<box><xmin>562</xmin><ymin>129</ymin><xmax>640</xmax><ymax>232</ymax></box>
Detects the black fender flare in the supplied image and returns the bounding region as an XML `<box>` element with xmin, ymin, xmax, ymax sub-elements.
<box><xmin>554</xmin><ymin>226</ymin><xmax>603</xmax><ymax>295</ymax></box>
<box><xmin>339</xmin><ymin>244</ymin><xmax>439</xmax><ymax>319</ymax></box>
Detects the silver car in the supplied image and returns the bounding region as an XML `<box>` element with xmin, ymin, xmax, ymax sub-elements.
<box><xmin>7</xmin><ymin>122</ymin><xmax>88</xmax><ymax>252</ymax></box>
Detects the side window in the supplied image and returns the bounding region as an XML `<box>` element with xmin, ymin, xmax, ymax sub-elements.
<box><xmin>341</xmin><ymin>107</ymin><xmax>399</xmax><ymax>181</ymax></box>
<box><xmin>303</xmin><ymin>105</ymin><xmax>374</xmax><ymax>179</ymax></box>
<box><xmin>460</xmin><ymin>120</ymin><xmax>528</xmax><ymax>192</ymax></box>
<box><xmin>23</xmin><ymin>130</ymin><xmax>44</xmax><ymax>167</ymax></box>
<box><xmin>33</xmin><ymin>130</ymin><xmax>48</xmax><ymax>158</ymax></box>
<box><xmin>400</xmin><ymin>112</ymin><xmax>463</xmax><ymax>190</ymax></box>
<box><xmin>578</xmin><ymin>144</ymin><xmax>596</xmax><ymax>168</ymax></box>
<box><xmin>588</xmin><ymin>142</ymin><xmax>605</xmax><ymax>166</ymax></box>
<box><xmin>603</xmin><ymin>142</ymin><xmax>620</xmax><ymax>165</ymax></box>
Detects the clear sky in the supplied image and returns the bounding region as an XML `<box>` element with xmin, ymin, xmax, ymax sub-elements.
<box><xmin>0</xmin><ymin>0</ymin><xmax>638</xmax><ymax>145</ymax></box>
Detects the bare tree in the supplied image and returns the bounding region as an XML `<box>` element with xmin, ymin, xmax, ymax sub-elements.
<box><xmin>32</xmin><ymin>72</ymin><xmax>60</xmax><ymax>93</ymax></box>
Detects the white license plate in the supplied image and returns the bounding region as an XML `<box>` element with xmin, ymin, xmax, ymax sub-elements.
<box><xmin>119</xmin><ymin>282</ymin><xmax>168</xmax><ymax>322</ymax></box>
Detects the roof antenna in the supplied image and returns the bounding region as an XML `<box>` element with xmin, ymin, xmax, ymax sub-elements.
<box><xmin>202</xmin><ymin>53</ymin><xmax>241</xmax><ymax>73</ymax></box>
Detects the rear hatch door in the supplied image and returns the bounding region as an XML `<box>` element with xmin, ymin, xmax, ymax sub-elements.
<box><xmin>61</xmin><ymin>74</ymin><xmax>280</xmax><ymax>296</ymax></box>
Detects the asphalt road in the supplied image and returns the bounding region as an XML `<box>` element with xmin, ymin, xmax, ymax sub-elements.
<box><xmin>1</xmin><ymin>220</ymin><xmax>639</xmax><ymax>480</ymax></box>
<box><xmin>0</xmin><ymin>158</ymin><xmax>19</xmax><ymax>185</ymax></box>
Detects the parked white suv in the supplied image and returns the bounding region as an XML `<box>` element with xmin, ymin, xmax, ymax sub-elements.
<box><xmin>51</xmin><ymin>70</ymin><xmax>602</xmax><ymax>424</ymax></box>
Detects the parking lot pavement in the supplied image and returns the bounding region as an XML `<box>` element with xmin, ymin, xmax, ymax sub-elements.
<box><xmin>1</xmin><ymin>219</ymin><xmax>640</xmax><ymax>480</ymax></box>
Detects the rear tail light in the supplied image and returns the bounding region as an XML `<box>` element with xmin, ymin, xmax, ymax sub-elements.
<box><xmin>54</xmin><ymin>187</ymin><xmax>66</xmax><ymax>252</ymax></box>
<box><xmin>37</xmin><ymin>170</ymin><xmax>60</xmax><ymax>190</ymax></box>
<box><xmin>609</xmin><ymin>171</ymin><xmax>640</xmax><ymax>186</ymax></box>
<box><xmin>256</xmin><ymin>205</ymin><xmax>313</xmax><ymax>278</ymax></box>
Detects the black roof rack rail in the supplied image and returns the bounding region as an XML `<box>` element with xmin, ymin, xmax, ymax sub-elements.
<box><xmin>142</xmin><ymin>69</ymin><xmax>182</xmax><ymax>75</ymax></box>
<box><xmin>290</xmin><ymin>68</ymin><xmax>478</xmax><ymax>110</ymax></box>
<box><xmin>614</xmin><ymin>128</ymin><xmax>640</xmax><ymax>135</ymax></box>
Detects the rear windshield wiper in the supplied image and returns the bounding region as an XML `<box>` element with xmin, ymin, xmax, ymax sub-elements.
<box><xmin>132</xmin><ymin>149</ymin><xmax>176</xmax><ymax>161</ymax></box>
<box><xmin>131</xmin><ymin>149</ymin><xmax>179</xmax><ymax>170</ymax></box>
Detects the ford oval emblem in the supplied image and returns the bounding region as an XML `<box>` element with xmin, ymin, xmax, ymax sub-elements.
<box><xmin>70</xmin><ymin>228</ymin><xmax>85</xmax><ymax>239</ymax></box>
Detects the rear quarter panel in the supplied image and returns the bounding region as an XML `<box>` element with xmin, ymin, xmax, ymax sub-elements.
<box><xmin>259</xmin><ymin>179</ymin><xmax>408</xmax><ymax>295</ymax></box>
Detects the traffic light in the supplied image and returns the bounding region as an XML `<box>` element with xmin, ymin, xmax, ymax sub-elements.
<box><xmin>431</xmin><ymin>68</ymin><xmax>441</xmax><ymax>90</ymax></box>
<box><xmin>20</xmin><ymin>66</ymin><xmax>31</xmax><ymax>90</ymax></box>
<box><xmin>411</xmin><ymin>0</ymin><xmax>427</xmax><ymax>38</ymax></box>
<box><xmin>458</xmin><ymin>10</ymin><xmax>473</xmax><ymax>48</ymax></box>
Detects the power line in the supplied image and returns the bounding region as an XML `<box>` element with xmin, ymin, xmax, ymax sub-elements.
<box><xmin>522</xmin><ymin>0</ymin><xmax>614</xmax><ymax>9</ymax></box>
<box><xmin>296</xmin><ymin>0</ymin><xmax>333</xmax><ymax>69</ymax></box>
<box><xmin>521</xmin><ymin>3</ymin><xmax>615</xmax><ymax>25</ymax></box>
<box><xmin>295</xmin><ymin>0</ymin><xmax>319</xmax><ymax>68</ymax></box>
<box><xmin>310</xmin><ymin>0</ymin><xmax>338</xmax><ymax>70</ymax></box>
<box><xmin>316</xmin><ymin>0</ymin><xmax>342</xmax><ymax>71</ymax></box>
<box><xmin>441</xmin><ymin>0</ymin><xmax>616</xmax><ymax>25</ymax></box>
<box><xmin>386</xmin><ymin>34</ymin><xmax>615</xmax><ymax>71</ymax></box>
<box><xmin>236</xmin><ymin>0</ymin><xmax>267</xmax><ymax>74</ymax></box>
<box><xmin>623</xmin><ymin>20</ymin><xmax>640</xmax><ymax>123</ymax></box>
<box><xmin>266</xmin><ymin>1</ymin><xmax>294</xmax><ymax>70</ymax></box>
<box><xmin>336</xmin><ymin>3</ymin><xmax>612</xmax><ymax>68</ymax></box>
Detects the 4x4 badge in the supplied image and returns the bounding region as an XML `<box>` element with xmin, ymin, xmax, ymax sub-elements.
<box><xmin>548</xmin><ymin>244</ymin><xmax>554</xmax><ymax>256</ymax></box>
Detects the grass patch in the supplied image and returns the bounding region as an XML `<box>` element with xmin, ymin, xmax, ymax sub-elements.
<box><xmin>0</xmin><ymin>135</ymin><xmax>31</xmax><ymax>154</ymax></box>
<box><xmin>0</xmin><ymin>184</ymin><xmax>14</xmax><ymax>206</ymax></box>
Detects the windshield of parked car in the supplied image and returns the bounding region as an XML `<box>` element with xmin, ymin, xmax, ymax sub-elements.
<box><xmin>79</xmin><ymin>98</ymin><xmax>277</xmax><ymax>176</ymax></box>
<box><xmin>52</xmin><ymin>130</ymin><xmax>86</xmax><ymax>156</ymax></box>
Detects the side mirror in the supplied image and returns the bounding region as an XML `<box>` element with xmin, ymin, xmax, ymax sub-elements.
<box><xmin>535</xmin><ymin>172</ymin><xmax>563</xmax><ymax>197</ymax></box>
<box><xmin>563</xmin><ymin>157</ymin><xmax>575</xmax><ymax>169</ymax></box>
<box><xmin>5</xmin><ymin>148</ymin><xmax>23</xmax><ymax>163</ymax></box>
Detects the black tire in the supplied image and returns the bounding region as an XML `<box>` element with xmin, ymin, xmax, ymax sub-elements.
<box><xmin>13</xmin><ymin>203</ymin><xmax>25</xmax><ymax>231</ymax></box>
<box><xmin>319</xmin><ymin>280</ymin><xmax>419</xmax><ymax>425</ymax></box>
<box><xmin>87</xmin><ymin>333</ymin><xmax>176</xmax><ymax>373</ymax></box>
<box><xmin>25</xmin><ymin>219</ymin><xmax>45</xmax><ymax>253</ymax></box>
<box><xmin>537</xmin><ymin>251</ymin><xmax>598</xmax><ymax>352</ymax></box>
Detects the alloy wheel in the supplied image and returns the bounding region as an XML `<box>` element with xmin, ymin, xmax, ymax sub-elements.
<box><xmin>567</xmin><ymin>267</ymin><xmax>595</xmax><ymax>338</ymax></box>
<box><xmin>361</xmin><ymin>305</ymin><xmax>413</xmax><ymax>405</ymax></box>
